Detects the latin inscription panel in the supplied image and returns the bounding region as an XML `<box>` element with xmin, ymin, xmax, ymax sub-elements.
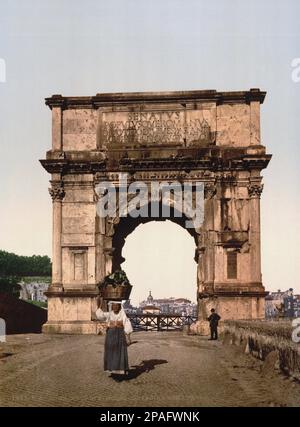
<box><xmin>100</xmin><ymin>109</ymin><xmax>215</xmax><ymax>146</ymax></box>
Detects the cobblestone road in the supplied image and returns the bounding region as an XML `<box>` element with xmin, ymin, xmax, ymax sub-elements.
<box><xmin>0</xmin><ymin>332</ymin><xmax>299</xmax><ymax>407</ymax></box>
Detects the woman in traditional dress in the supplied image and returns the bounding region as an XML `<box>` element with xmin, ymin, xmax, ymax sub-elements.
<box><xmin>96</xmin><ymin>300</ymin><xmax>133</xmax><ymax>375</ymax></box>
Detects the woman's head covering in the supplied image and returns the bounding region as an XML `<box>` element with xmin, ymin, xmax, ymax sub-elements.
<box><xmin>107</xmin><ymin>301</ymin><xmax>132</xmax><ymax>334</ymax></box>
<box><xmin>108</xmin><ymin>300</ymin><xmax>125</xmax><ymax>314</ymax></box>
<box><xmin>108</xmin><ymin>300</ymin><xmax>122</xmax><ymax>308</ymax></box>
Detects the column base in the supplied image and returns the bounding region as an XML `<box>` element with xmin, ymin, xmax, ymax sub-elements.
<box><xmin>189</xmin><ymin>320</ymin><xmax>210</xmax><ymax>335</ymax></box>
<box><xmin>42</xmin><ymin>320</ymin><xmax>106</xmax><ymax>335</ymax></box>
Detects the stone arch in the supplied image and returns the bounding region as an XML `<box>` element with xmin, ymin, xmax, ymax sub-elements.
<box><xmin>120</xmin><ymin>220</ymin><xmax>198</xmax><ymax>308</ymax></box>
<box><xmin>41</xmin><ymin>89</ymin><xmax>271</xmax><ymax>334</ymax></box>
<box><xmin>111</xmin><ymin>201</ymin><xmax>199</xmax><ymax>272</ymax></box>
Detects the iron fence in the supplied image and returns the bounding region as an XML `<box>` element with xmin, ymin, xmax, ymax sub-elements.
<box><xmin>127</xmin><ymin>314</ymin><xmax>197</xmax><ymax>332</ymax></box>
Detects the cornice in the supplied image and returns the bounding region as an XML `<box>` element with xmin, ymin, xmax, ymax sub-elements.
<box><xmin>40</xmin><ymin>150</ymin><xmax>271</xmax><ymax>174</ymax></box>
<box><xmin>45</xmin><ymin>290</ymin><xmax>98</xmax><ymax>298</ymax></box>
<box><xmin>45</xmin><ymin>88</ymin><xmax>266</xmax><ymax>110</ymax></box>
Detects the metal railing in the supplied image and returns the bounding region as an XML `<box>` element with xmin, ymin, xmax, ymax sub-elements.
<box><xmin>127</xmin><ymin>314</ymin><xmax>197</xmax><ymax>332</ymax></box>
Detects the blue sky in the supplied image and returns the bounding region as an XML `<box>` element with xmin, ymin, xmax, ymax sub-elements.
<box><xmin>0</xmin><ymin>0</ymin><xmax>299</xmax><ymax>303</ymax></box>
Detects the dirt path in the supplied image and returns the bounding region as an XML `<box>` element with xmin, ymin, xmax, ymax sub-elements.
<box><xmin>0</xmin><ymin>332</ymin><xmax>299</xmax><ymax>407</ymax></box>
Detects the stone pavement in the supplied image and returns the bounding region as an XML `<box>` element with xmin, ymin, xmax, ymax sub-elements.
<box><xmin>0</xmin><ymin>332</ymin><xmax>299</xmax><ymax>407</ymax></box>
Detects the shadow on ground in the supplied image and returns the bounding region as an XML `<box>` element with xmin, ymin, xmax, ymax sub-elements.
<box><xmin>110</xmin><ymin>359</ymin><xmax>168</xmax><ymax>382</ymax></box>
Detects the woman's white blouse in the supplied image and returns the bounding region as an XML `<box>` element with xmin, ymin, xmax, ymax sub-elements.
<box><xmin>95</xmin><ymin>308</ymin><xmax>133</xmax><ymax>334</ymax></box>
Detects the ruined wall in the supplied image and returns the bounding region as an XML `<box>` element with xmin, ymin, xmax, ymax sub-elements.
<box><xmin>223</xmin><ymin>320</ymin><xmax>300</xmax><ymax>381</ymax></box>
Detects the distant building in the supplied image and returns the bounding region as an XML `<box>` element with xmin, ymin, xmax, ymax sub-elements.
<box><xmin>139</xmin><ymin>291</ymin><xmax>197</xmax><ymax>316</ymax></box>
<box><xmin>142</xmin><ymin>305</ymin><xmax>160</xmax><ymax>314</ymax></box>
<box><xmin>19</xmin><ymin>278</ymin><xmax>50</xmax><ymax>303</ymax></box>
<box><xmin>294</xmin><ymin>295</ymin><xmax>300</xmax><ymax>318</ymax></box>
<box><xmin>265</xmin><ymin>288</ymin><xmax>300</xmax><ymax>318</ymax></box>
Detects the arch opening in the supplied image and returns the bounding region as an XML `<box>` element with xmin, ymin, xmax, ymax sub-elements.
<box><xmin>113</xmin><ymin>219</ymin><xmax>197</xmax><ymax>308</ymax></box>
<box><xmin>112</xmin><ymin>202</ymin><xmax>198</xmax><ymax>271</ymax></box>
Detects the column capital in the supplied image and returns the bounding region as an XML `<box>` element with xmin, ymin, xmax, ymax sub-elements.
<box><xmin>247</xmin><ymin>183</ymin><xmax>264</xmax><ymax>198</ymax></box>
<box><xmin>49</xmin><ymin>182</ymin><xmax>65</xmax><ymax>201</ymax></box>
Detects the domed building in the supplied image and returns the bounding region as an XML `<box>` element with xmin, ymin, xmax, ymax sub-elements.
<box><xmin>139</xmin><ymin>291</ymin><xmax>197</xmax><ymax>316</ymax></box>
<box><xmin>141</xmin><ymin>291</ymin><xmax>161</xmax><ymax>314</ymax></box>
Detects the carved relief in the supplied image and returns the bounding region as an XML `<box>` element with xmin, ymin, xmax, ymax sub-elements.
<box><xmin>215</xmin><ymin>171</ymin><xmax>237</xmax><ymax>185</ymax></box>
<box><xmin>204</xmin><ymin>182</ymin><xmax>217</xmax><ymax>199</ymax></box>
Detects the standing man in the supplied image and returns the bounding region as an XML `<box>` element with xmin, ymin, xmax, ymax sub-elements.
<box><xmin>207</xmin><ymin>308</ymin><xmax>221</xmax><ymax>340</ymax></box>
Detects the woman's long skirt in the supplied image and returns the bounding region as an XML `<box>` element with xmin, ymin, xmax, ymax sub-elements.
<box><xmin>104</xmin><ymin>327</ymin><xmax>129</xmax><ymax>374</ymax></box>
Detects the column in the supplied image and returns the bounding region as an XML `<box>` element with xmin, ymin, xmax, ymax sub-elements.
<box><xmin>94</xmin><ymin>182</ymin><xmax>107</xmax><ymax>283</ymax></box>
<box><xmin>203</xmin><ymin>182</ymin><xmax>217</xmax><ymax>291</ymax></box>
<box><xmin>49</xmin><ymin>181</ymin><xmax>65</xmax><ymax>291</ymax></box>
<box><xmin>248</xmin><ymin>182</ymin><xmax>263</xmax><ymax>284</ymax></box>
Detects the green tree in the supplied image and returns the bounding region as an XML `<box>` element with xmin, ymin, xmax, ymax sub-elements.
<box><xmin>0</xmin><ymin>276</ymin><xmax>21</xmax><ymax>298</ymax></box>
<box><xmin>0</xmin><ymin>250</ymin><xmax>51</xmax><ymax>276</ymax></box>
<box><xmin>0</xmin><ymin>250</ymin><xmax>51</xmax><ymax>297</ymax></box>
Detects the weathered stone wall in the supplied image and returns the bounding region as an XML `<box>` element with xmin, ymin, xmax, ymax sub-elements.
<box><xmin>63</xmin><ymin>109</ymin><xmax>98</xmax><ymax>151</ymax></box>
<box><xmin>216</xmin><ymin>104</ymin><xmax>251</xmax><ymax>146</ymax></box>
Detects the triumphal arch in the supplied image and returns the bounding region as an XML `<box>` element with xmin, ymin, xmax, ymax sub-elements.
<box><xmin>40</xmin><ymin>89</ymin><xmax>271</xmax><ymax>334</ymax></box>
